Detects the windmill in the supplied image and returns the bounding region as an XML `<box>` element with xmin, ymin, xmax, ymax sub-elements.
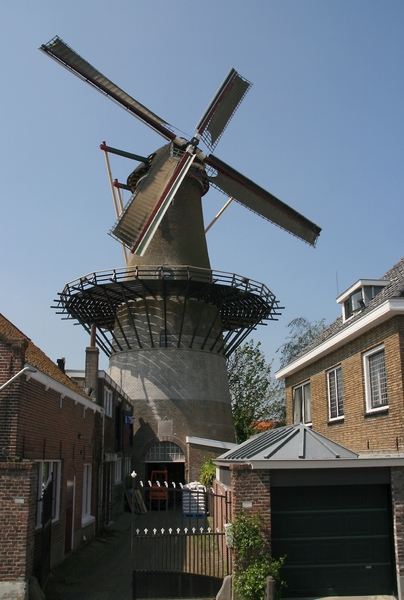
<box><xmin>42</xmin><ymin>37</ymin><xmax>321</xmax><ymax>482</ymax></box>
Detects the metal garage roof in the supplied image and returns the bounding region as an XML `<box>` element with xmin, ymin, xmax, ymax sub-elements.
<box><xmin>217</xmin><ymin>424</ymin><xmax>358</xmax><ymax>462</ymax></box>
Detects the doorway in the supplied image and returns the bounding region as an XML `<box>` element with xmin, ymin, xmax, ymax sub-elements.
<box><xmin>64</xmin><ymin>467</ymin><xmax>75</xmax><ymax>554</ymax></box>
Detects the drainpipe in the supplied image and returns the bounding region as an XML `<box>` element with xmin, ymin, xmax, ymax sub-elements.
<box><xmin>99</xmin><ymin>407</ymin><xmax>105</xmax><ymax>531</ymax></box>
<box><xmin>84</xmin><ymin>325</ymin><xmax>104</xmax><ymax>530</ymax></box>
<box><xmin>0</xmin><ymin>365</ymin><xmax>37</xmax><ymax>392</ymax></box>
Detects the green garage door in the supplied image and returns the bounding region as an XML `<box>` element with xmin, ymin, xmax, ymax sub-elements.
<box><xmin>271</xmin><ymin>484</ymin><xmax>396</xmax><ymax>597</ymax></box>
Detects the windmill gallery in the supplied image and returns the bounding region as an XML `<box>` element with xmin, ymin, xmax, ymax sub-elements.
<box><xmin>41</xmin><ymin>36</ymin><xmax>321</xmax><ymax>483</ymax></box>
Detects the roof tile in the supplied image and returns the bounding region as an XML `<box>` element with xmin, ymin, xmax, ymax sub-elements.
<box><xmin>294</xmin><ymin>256</ymin><xmax>404</xmax><ymax>360</ymax></box>
<box><xmin>0</xmin><ymin>313</ymin><xmax>88</xmax><ymax>399</ymax></box>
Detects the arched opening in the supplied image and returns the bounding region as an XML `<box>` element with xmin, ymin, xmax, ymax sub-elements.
<box><xmin>144</xmin><ymin>441</ymin><xmax>185</xmax><ymax>484</ymax></box>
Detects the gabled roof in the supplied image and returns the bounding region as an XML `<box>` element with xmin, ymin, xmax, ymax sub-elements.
<box><xmin>276</xmin><ymin>257</ymin><xmax>404</xmax><ymax>378</ymax></box>
<box><xmin>0</xmin><ymin>313</ymin><xmax>88</xmax><ymax>399</ymax></box>
<box><xmin>217</xmin><ymin>424</ymin><xmax>358</xmax><ymax>462</ymax></box>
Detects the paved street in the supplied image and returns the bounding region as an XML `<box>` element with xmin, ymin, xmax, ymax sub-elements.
<box><xmin>45</xmin><ymin>512</ymin><xmax>133</xmax><ymax>600</ymax></box>
<box><xmin>44</xmin><ymin>508</ymin><xmax>216</xmax><ymax>600</ymax></box>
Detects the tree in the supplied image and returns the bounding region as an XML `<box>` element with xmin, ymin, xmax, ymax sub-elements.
<box><xmin>227</xmin><ymin>340</ymin><xmax>283</xmax><ymax>443</ymax></box>
<box><xmin>276</xmin><ymin>317</ymin><xmax>326</xmax><ymax>369</ymax></box>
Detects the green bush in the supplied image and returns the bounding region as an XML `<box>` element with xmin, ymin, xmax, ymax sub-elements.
<box><xmin>199</xmin><ymin>457</ymin><xmax>216</xmax><ymax>488</ymax></box>
<box><xmin>232</xmin><ymin>511</ymin><xmax>286</xmax><ymax>600</ymax></box>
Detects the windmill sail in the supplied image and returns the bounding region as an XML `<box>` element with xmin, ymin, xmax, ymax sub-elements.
<box><xmin>111</xmin><ymin>145</ymin><xmax>196</xmax><ymax>256</ymax></box>
<box><xmin>131</xmin><ymin>150</ymin><xmax>196</xmax><ymax>256</ymax></box>
<box><xmin>206</xmin><ymin>154</ymin><xmax>321</xmax><ymax>247</ymax></box>
<box><xmin>196</xmin><ymin>69</ymin><xmax>251</xmax><ymax>152</ymax></box>
<box><xmin>40</xmin><ymin>38</ymin><xmax>322</xmax><ymax>249</ymax></box>
<box><xmin>39</xmin><ymin>36</ymin><xmax>176</xmax><ymax>141</ymax></box>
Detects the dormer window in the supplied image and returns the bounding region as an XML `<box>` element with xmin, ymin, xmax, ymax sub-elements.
<box><xmin>343</xmin><ymin>289</ymin><xmax>364</xmax><ymax>320</ymax></box>
<box><xmin>337</xmin><ymin>279</ymin><xmax>389</xmax><ymax>322</ymax></box>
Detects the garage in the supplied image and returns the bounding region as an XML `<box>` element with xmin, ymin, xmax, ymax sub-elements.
<box><xmin>215</xmin><ymin>424</ymin><xmax>403</xmax><ymax>599</ymax></box>
<box><xmin>271</xmin><ymin>482</ymin><xmax>396</xmax><ymax>597</ymax></box>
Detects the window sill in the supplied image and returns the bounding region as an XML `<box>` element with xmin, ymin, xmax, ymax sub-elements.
<box><xmin>364</xmin><ymin>406</ymin><xmax>389</xmax><ymax>418</ymax></box>
<box><xmin>328</xmin><ymin>417</ymin><xmax>344</xmax><ymax>425</ymax></box>
<box><xmin>81</xmin><ymin>515</ymin><xmax>96</xmax><ymax>528</ymax></box>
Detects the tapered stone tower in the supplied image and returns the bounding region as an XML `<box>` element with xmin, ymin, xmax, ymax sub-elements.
<box><xmin>56</xmin><ymin>160</ymin><xmax>281</xmax><ymax>481</ymax></box>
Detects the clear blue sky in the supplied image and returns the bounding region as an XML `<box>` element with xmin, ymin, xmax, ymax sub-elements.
<box><xmin>1</xmin><ymin>1</ymin><xmax>403</xmax><ymax>372</ymax></box>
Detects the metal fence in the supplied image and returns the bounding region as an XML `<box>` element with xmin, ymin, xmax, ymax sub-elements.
<box><xmin>131</xmin><ymin>483</ymin><xmax>232</xmax><ymax>598</ymax></box>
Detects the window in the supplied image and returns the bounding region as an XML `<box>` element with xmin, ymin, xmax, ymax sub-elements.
<box><xmin>363</xmin><ymin>345</ymin><xmax>388</xmax><ymax>412</ymax></box>
<box><xmin>82</xmin><ymin>464</ymin><xmax>93</xmax><ymax>524</ymax></box>
<box><xmin>292</xmin><ymin>382</ymin><xmax>311</xmax><ymax>424</ymax></box>
<box><xmin>104</xmin><ymin>388</ymin><xmax>113</xmax><ymax>417</ymax></box>
<box><xmin>327</xmin><ymin>366</ymin><xmax>344</xmax><ymax>420</ymax></box>
<box><xmin>363</xmin><ymin>285</ymin><xmax>385</xmax><ymax>304</ymax></box>
<box><xmin>344</xmin><ymin>289</ymin><xmax>364</xmax><ymax>320</ymax></box>
<box><xmin>114</xmin><ymin>458</ymin><xmax>122</xmax><ymax>484</ymax></box>
<box><xmin>36</xmin><ymin>460</ymin><xmax>61</xmax><ymax>528</ymax></box>
<box><xmin>125</xmin><ymin>457</ymin><xmax>132</xmax><ymax>477</ymax></box>
<box><xmin>145</xmin><ymin>441</ymin><xmax>185</xmax><ymax>462</ymax></box>
<box><xmin>337</xmin><ymin>279</ymin><xmax>389</xmax><ymax>322</ymax></box>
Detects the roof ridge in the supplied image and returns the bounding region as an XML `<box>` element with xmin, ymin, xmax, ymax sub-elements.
<box><xmin>0</xmin><ymin>313</ymin><xmax>89</xmax><ymax>400</ymax></box>
<box><xmin>289</xmin><ymin>257</ymin><xmax>404</xmax><ymax>363</ymax></box>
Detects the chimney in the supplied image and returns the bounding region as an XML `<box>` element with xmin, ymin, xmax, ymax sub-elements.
<box><xmin>57</xmin><ymin>357</ymin><xmax>66</xmax><ymax>373</ymax></box>
<box><xmin>85</xmin><ymin>324</ymin><xmax>99</xmax><ymax>400</ymax></box>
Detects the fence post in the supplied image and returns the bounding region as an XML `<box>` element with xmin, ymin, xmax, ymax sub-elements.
<box><xmin>265</xmin><ymin>576</ymin><xmax>275</xmax><ymax>600</ymax></box>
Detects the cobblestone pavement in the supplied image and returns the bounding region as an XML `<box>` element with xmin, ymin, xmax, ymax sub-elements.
<box><xmin>44</xmin><ymin>511</ymin><xmax>133</xmax><ymax>600</ymax></box>
<box><xmin>44</xmin><ymin>508</ymin><xmax>217</xmax><ymax>600</ymax></box>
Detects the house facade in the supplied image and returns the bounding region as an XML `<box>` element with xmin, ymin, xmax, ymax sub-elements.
<box><xmin>0</xmin><ymin>314</ymin><xmax>134</xmax><ymax>600</ymax></box>
<box><xmin>67</xmin><ymin>364</ymin><xmax>135</xmax><ymax>524</ymax></box>
<box><xmin>276</xmin><ymin>257</ymin><xmax>404</xmax><ymax>454</ymax></box>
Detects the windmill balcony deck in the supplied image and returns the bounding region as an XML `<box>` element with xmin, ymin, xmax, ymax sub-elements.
<box><xmin>53</xmin><ymin>265</ymin><xmax>282</xmax><ymax>357</ymax></box>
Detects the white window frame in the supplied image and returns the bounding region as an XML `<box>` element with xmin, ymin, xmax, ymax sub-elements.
<box><xmin>363</xmin><ymin>345</ymin><xmax>388</xmax><ymax>413</ymax></box>
<box><xmin>35</xmin><ymin>460</ymin><xmax>61</xmax><ymax>528</ymax></box>
<box><xmin>125</xmin><ymin>457</ymin><xmax>132</xmax><ymax>477</ymax></box>
<box><xmin>292</xmin><ymin>381</ymin><xmax>312</xmax><ymax>425</ymax></box>
<box><xmin>145</xmin><ymin>441</ymin><xmax>185</xmax><ymax>462</ymax></box>
<box><xmin>327</xmin><ymin>365</ymin><xmax>344</xmax><ymax>420</ymax></box>
<box><xmin>104</xmin><ymin>387</ymin><xmax>113</xmax><ymax>418</ymax></box>
<box><xmin>114</xmin><ymin>458</ymin><xmax>123</xmax><ymax>484</ymax></box>
<box><xmin>82</xmin><ymin>463</ymin><xmax>94</xmax><ymax>526</ymax></box>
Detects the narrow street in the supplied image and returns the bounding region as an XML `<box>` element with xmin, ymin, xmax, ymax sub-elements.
<box><xmin>44</xmin><ymin>512</ymin><xmax>132</xmax><ymax>600</ymax></box>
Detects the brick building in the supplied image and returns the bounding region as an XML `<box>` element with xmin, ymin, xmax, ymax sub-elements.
<box><xmin>212</xmin><ymin>257</ymin><xmax>404</xmax><ymax>599</ymax></box>
<box><xmin>276</xmin><ymin>256</ymin><xmax>404</xmax><ymax>454</ymax></box>
<box><xmin>67</xmin><ymin>364</ymin><xmax>135</xmax><ymax>524</ymax></box>
<box><xmin>0</xmin><ymin>314</ymin><xmax>134</xmax><ymax>599</ymax></box>
<box><xmin>215</xmin><ymin>424</ymin><xmax>404</xmax><ymax>598</ymax></box>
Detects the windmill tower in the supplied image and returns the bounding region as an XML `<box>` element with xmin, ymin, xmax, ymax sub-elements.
<box><xmin>42</xmin><ymin>37</ymin><xmax>321</xmax><ymax>482</ymax></box>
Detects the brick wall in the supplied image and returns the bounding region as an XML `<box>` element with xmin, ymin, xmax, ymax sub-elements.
<box><xmin>0</xmin><ymin>335</ymin><xmax>102</xmax><ymax>576</ymax></box>
<box><xmin>187</xmin><ymin>444</ymin><xmax>222</xmax><ymax>484</ymax></box>
<box><xmin>230</xmin><ymin>464</ymin><xmax>271</xmax><ymax>550</ymax></box>
<box><xmin>0</xmin><ymin>462</ymin><xmax>38</xmax><ymax>580</ymax></box>
<box><xmin>0</xmin><ymin>338</ymin><xmax>26</xmax><ymax>459</ymax></box>
<box><xmin>19</xmin><ymin>376</ymin><xmax>99</xmax><ymax>559</ymax></box>
<box><xmin>285</xmin><ymin>316</ymin><xmax>404</xmax><ymax>454</ymax></box>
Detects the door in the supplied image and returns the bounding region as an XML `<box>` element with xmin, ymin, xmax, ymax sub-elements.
<box><xmin>65</xmin><ymin>467</ymin><xmax>75</xmax><ymax>553</ymax></box>
<box><xmin>271</xmin><ymin>484</ymin><xmax>396</xmax><ymax>597</ymax></box>
<box><xmin>103</xmin><ymin>462</ymin><xmax>112</xmax><ymax>525</ymax></box>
